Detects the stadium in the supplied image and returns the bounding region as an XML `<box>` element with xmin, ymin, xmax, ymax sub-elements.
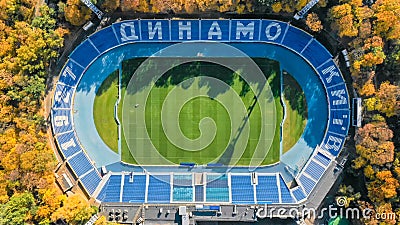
<box><xmin>51</xmin><ymin>19</ymin><xmax>350</xmax><ymax>224</ymax></box>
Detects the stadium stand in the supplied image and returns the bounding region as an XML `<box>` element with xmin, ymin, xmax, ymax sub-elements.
<box><xmin>122</xmin><ymin>174</ymin><xmax>146</xmax><ymax>203</ymax></box>
<box><xmin>88</xmin><ymin>27</ymin><xmax>120</xmax><ymax>53</ymax></box>
<box><xmin>206</xmin><ymin>174</ymin><xmax>230</xmax><ymax>202</ymax></box>
<box><xmin>300</xmin><ymin>40</ymin><xmax>332</xmax><ymax>68</ymax></box>
<box><xmin>256</xmin><ymin>175</ymin><xmax>279</xmax><ymax>204</ymax></box>
<box><xmin>56</xmin><ymin>131</ymin><xmax>82</xmax><ymax>158</ymax></box>
<box><xmin>53</xmin><ymin>84</ymin><xmax>74</xmax><ymax>109</ymax></box>
<box><xmin>147</xmin><ymin>175</ymin><xmax>171</xmax><ymax>203</ymax></box>
<box><xmin>282</xmin><ymin>26</ymin><xmax>313</xmax><ymax>53</ymax></box>
<box><xmin>80</xmin><ymin>169</ymin><xmax>102</xmax><ymax>195</ymax></box>
<box><xmin>173</xmin><ymin>174</ymin><xmax>193</xmax><ymax>202</ymax></box>
<box><xmin>97</xmin><ymin>175</ymin><xmax>122</xmax><ymax>202</ymax></box>
<box><xmin>69</xmin><ymin>40</ymin><xmax>100</xmax><ymax>69</ymax></box>
<box><xmin>299</xmin><ymin>174</ymin><xmax>316</xmax><ymax>194</ymax></box>
<box><xmin>51</xmin><ymin>109</ymin><xmax>73</xmax><ymax>135</ymax></box>
<box><xmin>291</xmin><ymin>186</ymin><xmax>307</xmax><ymax>202</ymax></box>
<box><xmin>231</xmin><ymin>175</ymin><xmax>255</xmax><ymax>204</ymax></box>
<box><xmin>314</xmin><ymin>152</ymin><xmax>331</xmax><ymax>167</ymax></box>
<box><xmin>67</xmin><ymin>152</ymin><xmax>94</xmax><ymax>178</ymax></box>
<box><xmin>195</xmin><ymin>185</ymin><xmax>204</xmax><ymax>202</ymax></box>
<box><xmin>55</xmin><ymin>131</ymin><xmax>82</xmax><ymax>159</ymax></box>
<box><xmin>304</xmin><ymin>160</ymin><xmax>326</xmax><ymax>181</ymax></box>
<box><xmin>57</xmin><ymin>60</ymin><xmax>84</xmax><ymax>87</ymax></box>
<box><xmin>279</xmin><ymin>176</ymin><xmax>294</xmax><ymax>203</ymax></box>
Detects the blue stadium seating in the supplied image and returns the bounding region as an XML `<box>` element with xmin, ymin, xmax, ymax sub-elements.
<box><xmin>122</xmin><ymin>175</ymin><xmax>146</xmax><ymax>203</ymax></box>
<box><xmin>292</xmin><ymin>187</ymin><xmax>306</xmax><ymax>202</ymax></box>
<box><xmin>316</xmin><ymin>60</ymin><xmax>344</xmax><ymax>89</ymax></box>
<box><xmin>173</xmin><ymin>174</ymin><xmax>192</xmax><ymax>186</ymax></box>
<box><xmin>231</xmin><ymin>175</ymin><xmax>254</xmax><ymax>204</ymax></box>
<box><xmin>195</xmin><ymin>185</ymin><xmax>204</xmax><ymax>202</ymax></box>
<box><xmin>58</xmin><ymin>60</ymin><xmax>84</xmax><ymax>87</ymax></box>
<box><xmin>147</xmin><ymin>175</ymin><xmax>171</xmax><ymax>203</ymax></box>
<box><xmin>304</xmin><ymin>160</ymin><xmax>326</xmax><ymax>181</ymax></box>
<box><xmin>56</xmin><ymin>131</ymin><xmax>82</xmax><ymax>159</ymax></box>
<box><xmin>314</xmin><ymin>153</ymin><xmax>330</xmax><ymax>167</ymax></box>
<box><xmin>256</xmin><ymin>175</ymin><xmax>279</xmax><ymax>204</ymax></box>
<box><xmin>88</xmin><ymin>27</ymin><xmax>120</xmax><ymax>53</ymax></box>
<box><xmin>282</xmin><ymin>26</ymin><xmax>313</xmax><ymax>53</ymax></box>
<box><xmin>327</xmin><ymin>84</ymin><xmax>349</xmax><ymax>110</ymax></box>
<box><xmin>301</xmin><ymin>40</ymin><xmax>332</xmax><ymax>68</ymax></box>
<box><xmin>173</xmin><ymin>187</ymin><xmax>193</xmax><ymax>202</ymax></box>
<box><xmin>299</xmin><ymin>175</ymin><xmax>316</xmax><ymax>194</ymax></box>
<box><xmin>69</xmin><ymin>40</ymin><xmax>100</xmax><ymax>69</ymax></box>
<box><xmin>260</xmin><ymin>21</ymin><xmax>288</xmax><ymax>44</ymax></box>
<box><xmin>173</xmin><ymin>174</ymin><xmax>193</xmax><ymax>202</ymax></box>
<box><xmin>53</xmin><ymin>84</ymin><xmax>74</xmax><ymax>109</ymax></box>
<box><xmin>67</xmin><ymin>152</ymin><xmax>93</xmax><ymax>178</ymax></box>
<box><xmin>97</xmin><ymin>175</ymin><xmax>122</xmax><ymax>202</ymax></box>
<box><xmin>328</xmin><ymin>110</ymin><xmax>350</xmax><ymax>136</ymax></box>
<box><xmin>80</xmin><ymin>169</ymin><xmax>102</xmax><ymax>195</ymax></box>
<box><xmin>279</xmin><ymin>176</ymin><xmax>294</xmax><ymax>203</ymax></box>
<box><xmin>206</xmin><ymin>175</ymin><xmax>229</xmax><ymax>202</ymax></box>
<box><xmin>51</xmin><ymin>109</ymin><xmax>72</xmax><ymax>135</ymax></box>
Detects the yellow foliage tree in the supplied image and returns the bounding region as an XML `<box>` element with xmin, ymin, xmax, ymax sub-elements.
<box><xmin>101</xmin><ymin>0</ymin><xmax>120</xmax><ymax>12</ymax></box>
<box><xmin>372</xmin><ymin>0</ymin><xmax>400</xmax><ymax>40</ymax></box>
<box><xmin>360</xmin><ymin>81</ymin><xmax>376</xmax><ymax>96</ymax></box>
<box><xmin>364</xmin><ymin>165</ymin><xmax>375</xmax><ymax>179</ymax></box>
<box><xmin>376</xmin><ymin>81</ymin><xmax>400</xmax><ymax>117</ymax></box>
<box><xmin>51</xmin><ymin>194</ymin><xmax>95</xmax><ymax>225</ymax></box>
<box><xmin>306</xmin><ymin>13</ymin><xmax>323</xmax><ymax>32</ymax></box>
<box><xmin>329</xmin><ymin>4</ymin><xmax>358</xmax><ymax>37</ymax></box>
<box><xmin>64</xmin><ymin>0</ymin><xmax>92</xmax><ymax>26</ymax></box>
<box><xmin>271</xmin><ymin>2</ymin><xmax>282</xmax><ymax>13</ymax></box>
<box><xmin>120</xmin><ymin>0</ymin><xmax>140</xmax><ymax>11</ymax></box>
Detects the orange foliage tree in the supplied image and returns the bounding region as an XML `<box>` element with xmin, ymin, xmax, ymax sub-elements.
<box><xmin>354</xmin><ymin>122</ymin><xmax>394</xmax><ymax>167</ymax></box>
<box><xmin>376</xmin><ymin>81</ymin><xmax>400</xmax><ymax>117</ymax></box>
<box><xmin>372</xmin><ymin>0</ymin><xmax>400</xmax><ymax>40</ymax></box>
<box><xmin>64</xmin><ymin>0</ymin><xmax>92</xmax><ymax>26</ymax></box>
<box><xmin>306</xmin><ymin>12</ymin><xmax>323</xmax><ymax>32</ymax></box>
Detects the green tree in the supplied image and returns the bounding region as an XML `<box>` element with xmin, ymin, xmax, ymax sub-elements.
<box><xmin>0</xmin><ymin>192</ymin><xmax>36</xmax><ymax>225</ymax></box>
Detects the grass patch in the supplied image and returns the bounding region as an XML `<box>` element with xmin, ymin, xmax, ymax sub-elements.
<box><xmin>93</xmin><ymin>70</ymin><xmax>119</xmax><ymax>153</ymax></box>
<box><xmin>282</xmin><ymin>72</ymin><xmax>307</xmax><ymax>153</ymax></box>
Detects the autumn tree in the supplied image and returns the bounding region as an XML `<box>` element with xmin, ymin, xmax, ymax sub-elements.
<box><xmin>271</xmin><ymin>0</ymin><xmax>308</xmax><ymax>13</ymax></box>
<box><xmin>329</xmin><ymin>3</ymin><xmax>358</xmax><ymax>37</ymax></box>
<box><xmin>51</xmin><ymin>194</ymin><xmax>95</xmax><ymax>225</ymax></box>
<box><xmin>372</xmin><ymin>0</ymin><xmax>400</xmax><ymax>40</ymax></box>
<box><xmin>306</xmin><ymin>12</ymin><xmax>323</xmax><ymax>32</ymax></box>
<box><xmin>351</xmin><ymin>36</ymin><xmax>386</xmax><ymax>77</ymax></box>
<box><xmin>64</xmin><ymin>0</ymin><xmax>92</xmax><ymax>26</ymax></box>
<box><xmin>359</xmin><ymin>80</ymin><xmax>376</xmax><ymax>97</ymax></box>
<box><xmin>368</xmin><ymin>170</ymin><xmax>399</xmax><ymax>202</ymax></box>
<box><xmin>150</xmin><ymin>0</ymin><xmax>184</xmax><ymax>13</ymax></box>
<box><xmin>101</xmin><ymin>0</ymin><xmax>120</xmax><ymax>13</ymax></box>
<box><xmin>271</xmin><ymin>2</ymin><xmax>282</xmax><ymax>13</ymax></box>
<box><xmin>0</xmin><ymin>2</ymin><xmax>76</xmax><ymax>225</ymax></box>
<box><xmin>375</xmin><ymin>81</ymin><xmax>400</xmax><ymax>117</ymax></box>
<box><xmin>354</xmin><ymin>122</ymin><xmax>394</xmax><ymax>167</ymax></box>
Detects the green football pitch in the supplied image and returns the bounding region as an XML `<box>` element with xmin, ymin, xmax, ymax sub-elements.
<box><xmin>93</xmin><ymin>57</ymin><xmax>307</xmax><ymax>166</ymax></box>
